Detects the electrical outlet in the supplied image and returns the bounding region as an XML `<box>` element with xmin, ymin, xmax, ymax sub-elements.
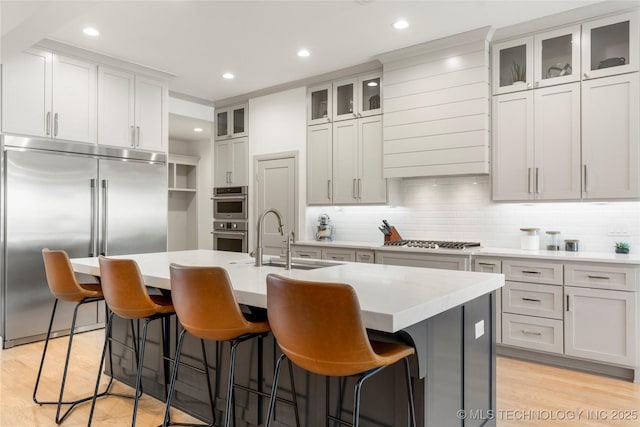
<box><xmin>608</xmin><ymin>231</ymin><xmax>630</xmax><ymax>237</ymax></box>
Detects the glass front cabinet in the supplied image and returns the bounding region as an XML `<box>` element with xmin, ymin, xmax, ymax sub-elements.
<box><xmin>216</xmin><ymin>103</ymin><xmax>248</xmax><ymax>140</ymax></box>
<box><xmin>534</xmin><ymin>25</ymin><xmax>581</xmax><ymax>88</ymax></box>
<box><xmin>582</xmin><ymin>11</ymin><xmax>639</xmax><ymax>80</ymax></box>
<box><xmin>308</xmin><ymin>73</ymin><xmax>382</xmax><ymax>125</ymax></box>
<box><xmin>492</xmin><ymin>37</ymin><xmax>533</xmax><ymax>95</ymax></box>
<box><xmin>307</xmin><ymin>83</ymin><xmax>332</xmax><ymax>125</ymax></box>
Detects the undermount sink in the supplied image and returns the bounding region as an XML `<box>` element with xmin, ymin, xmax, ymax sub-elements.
<box><xmin>230</xmin><ymin>257</ymin><xmax>341</xmax><ymax>270</ymax></box>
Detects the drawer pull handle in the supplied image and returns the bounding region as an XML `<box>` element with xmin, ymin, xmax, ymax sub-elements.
<box><xmin>478</xmin><ymin>262</ymin><xmax>495</xmax><ymax>266</ymax></box>
<box><xmin>522</xmin><ymin>329</ymin><xmax>542</xmax><ymax>336</ymax></box>
<box><xmin>522</xmin><ymin>270</ymin><xmax>541</xmax><ymax>275</ymax></box>
<box><xmin>521</xmin><ymin>297</ymin><xmax>541</xmax><ymax>303</ymax></box>
<box><xmin>587</xmin><ymin>275</ymin><xmax>610</xmax><ymax>280</ymax></box>
<box><xmin>299</xmin><ymin>254</ymin><xmax>310</xmax><ymax>258</ymax></box>
<box><xmin>360</xmin><ymin>255</ymin><xmax>370</xmax><ymax>259</ymax></box>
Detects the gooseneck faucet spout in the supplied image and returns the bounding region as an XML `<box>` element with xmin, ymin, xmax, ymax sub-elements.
<box><xmin>255</xmin><ymin>208</ymin><xmax>284</xmax><ymax>266</ymax></box>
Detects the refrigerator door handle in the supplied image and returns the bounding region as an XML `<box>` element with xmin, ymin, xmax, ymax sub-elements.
<box><xmin>101</xmin><ymin>179</ymin><xmax>109</xmax><ymax>255</ymax></box>
<box><xmin>89</xmin><ymin>179</ymin><xmax>97</xmax><ymax>256</ymax></box>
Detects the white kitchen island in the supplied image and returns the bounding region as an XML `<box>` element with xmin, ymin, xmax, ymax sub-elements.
<box><xmin>72</xmin><ymin>250</ymin><xmax>504</xmax><ymax>427</ymax></box>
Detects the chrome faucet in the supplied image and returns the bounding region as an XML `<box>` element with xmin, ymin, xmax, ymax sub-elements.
<box><xmin>255</xmin><ymin>208</ymin><xmax>284</xmax><ymax>266</ymax></box>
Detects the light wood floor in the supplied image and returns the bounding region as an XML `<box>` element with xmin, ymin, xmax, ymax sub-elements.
<box><xmin>1</xmin><ymin>330</ymin><xmax>639</xmax><ymax>426</ymax></box>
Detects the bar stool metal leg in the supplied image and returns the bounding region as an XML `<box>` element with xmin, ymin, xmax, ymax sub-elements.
<box><xmin>33</xmin><ymin>297</ymin><xmax>115</xmax><ymax>424</ymax></box>
<box><xmin>162</xmin><ymin>329</ymin><xmax>215</xmax><ymax>427</ymax></box>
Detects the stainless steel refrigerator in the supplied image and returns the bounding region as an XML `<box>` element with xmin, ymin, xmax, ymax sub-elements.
<box><xmin>1</xmin><ymin>135</ymin><xmax>167</xmax><ymax>348</ymax></box>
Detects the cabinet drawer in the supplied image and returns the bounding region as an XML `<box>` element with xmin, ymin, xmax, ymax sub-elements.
<box><xmin>502</xmin><ymin>313</ymin><xmax>563</xmax><ymax>354</ymax></box>
<box><xmin>322</xmin><ymin>248</ymin><xmax>356</xmax><ymax>262</ymax></box>
<box><xmin>565</xmin><ymin>263</ymin><xmax>638</xmax><ymax>291</ymax></box>
<box><xmin>355</xmin><ymin>250</ymin><xmax>374</xmax><ymax>263</ymax></box>
<box><xmin>503</xmin><ymin>281</ymin><xmax>563</xmax><ymax>319</ymax></box>
<box><xmin>503</xmin><ymin>259</ymin><xmax>563</xmax><ymax>285</ymax></box>
<box><xmin>474</xmin><ymin>258</ymin><xmax>502</xmax><ymax>273</ymax></box>
<box><xmin>291</xmin><ymin>245</ymin><xmax>321</xmax><ymax>259</ymax></box>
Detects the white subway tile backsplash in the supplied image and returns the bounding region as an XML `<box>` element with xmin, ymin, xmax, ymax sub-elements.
<box><xmin>306</xmin><ymin>176</ymin><xmax>640</xmax><ymax>253</ymax></box>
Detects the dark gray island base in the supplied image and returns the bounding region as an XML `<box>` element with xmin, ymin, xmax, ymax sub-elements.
<box><xmin>106</xmin><ymin>291</ymin><xmax>496</xmax><ymax>427</ymax></box>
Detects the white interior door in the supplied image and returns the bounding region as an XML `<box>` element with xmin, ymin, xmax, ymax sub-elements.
<box><xmin>255</xmin><ymin>155</ymin><xmax>297</xmax><ymax>256</ymax></box>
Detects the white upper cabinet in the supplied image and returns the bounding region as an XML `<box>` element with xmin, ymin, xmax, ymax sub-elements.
<box><xmin>582</xmin><ymin>11</ymin><xmax>639</xmax><ymax>80</ymax></box>
<box><xmin>215</xmin><ymin>103</ymin><xmax>248</xmax><ymax>140</ymax></box>
<box><xmin>492</xmin><ymin>83</ymin><xmax>581</xmax><ymax>201</ymax></box>
<box><xmin>98</xmin><ymin>67</ymin><xmax>134</xmax><ymax>148</ymax></box>
<box><xmin>534</xmin><ymin>25</ymin><xmax>581</xmax><ymax>88</ymax></box>
<box><xmin>134</xmin><ymin>75</ymin><xmax>166</xmax><ymax>151</ymax></box>
<box><xmin>2</xmin><ymin>49</ymin><xmax>96</xmax><ymax>143</ymax></box>
<box><xmin>492</xmin><ymin>37</ymin><xmax>533</xmax><ymax>95</ymax></box>
<box><xmin>214</xmin><ymin>137</ymin><xmax>248</xmax><ymax>187</ymax></box>
<box><xmin>307</xmin><ymin>123</ymin><xmax>333</xmax><ymax>204</ymax></box>
<box><xmin>98</xmin><ymin>67</ymin><xmax>167</xmax><ymax>151</ymax></box>
<box><xmin>582</xmin><ymin>73</ymin><xmax>639</xmax><ymax>199</ymax></box>
<box><xmin>492</xmin><ymin>91</ymin><xmax>534</xmax><ymax>200</ymax></box>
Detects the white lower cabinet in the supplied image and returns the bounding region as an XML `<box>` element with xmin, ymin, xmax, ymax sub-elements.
<box><xmin>498</xmin><ymin>258</ymin><xmax>639</xmax><ymax>371</ymax></box>
<box><xmin>322</xmin><ymin>247</ymin><xmax>356</xmax><ymax>262</ymax></box>
<box><xmin>564</xmin><ymin>286</ymin><xmax>637</xmax><ymax>367</ymax></box>
<box><xmin>503</xmin><ymin>281</ymin><xmax>563</xmax><ymax>319</ymax></box>
<box><xmin>474</xmin><ymin>258</ymin><xmax>502</xmax><ymax>343</ymax></box>
<box><xmin>290</xmin><ymin>245</ymin><xmax>368</xmax><ymax>264</ymax></box>
<box><xmin>502</xmin><ymin>313</ymin><xmax>564</xmax><ymax>354</ymax></box>
<box><xmin>291</xmin><ymin>245</ymin><xmax>322</xmax><ymax>259</ymax></box>
<box><xmin>376</xmin><ymin>250</ymin><xmax>470</xmax><ymax>271</ymax></box>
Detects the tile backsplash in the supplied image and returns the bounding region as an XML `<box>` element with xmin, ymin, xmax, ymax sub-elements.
<box><xmin>306</xmin><ymin>176</ymin><xmax>640</xmax><ymax>253</ymax></box>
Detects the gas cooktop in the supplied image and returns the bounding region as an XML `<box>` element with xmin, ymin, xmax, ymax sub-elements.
<box><xmin>383</xmin><ymin>240</ymin><xmax>481</xmax><ymax>250</ymax></box>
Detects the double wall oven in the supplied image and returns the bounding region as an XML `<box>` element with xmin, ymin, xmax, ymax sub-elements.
<box><xmin>212</xmin><ymin>186</ymin><xmax>248</xmax><ymax>253</ymax></box>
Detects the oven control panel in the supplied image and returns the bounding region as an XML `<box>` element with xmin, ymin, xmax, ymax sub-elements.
<box><xmin>213</xmin><ymin>221</ymin><xmax>248</xmax><ymax>231</ymax></box>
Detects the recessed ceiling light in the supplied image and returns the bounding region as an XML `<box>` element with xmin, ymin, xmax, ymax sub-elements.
<box><xmin>222</xmin><ymin>72</ymin><xmax>235</xmax><ymax>80</ymax></box>
<box><xmin>83</xmin><ymin>27</ymin><xmax>100</xmax><ymax>37</ymax></box>
<box><xmin>193</xmin><ymin>127</ymin><xmax>203</xmax><ymax>132</ymax></box>
<box><xmin>297</xmin><ymin>49</ymin><xmax>310</xmax><ymax>58</ymax></box>
<box><xmin>393</xmin><ymin>20</ymin><xmax>409</xmax><ymax>30</ymax></box>
<box><xmin>367</xmin><ymin>81</ymin><xmax>378</xmax><ymax>87</ymax></box>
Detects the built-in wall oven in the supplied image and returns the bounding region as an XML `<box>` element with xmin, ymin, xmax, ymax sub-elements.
<box><xmin>212</xmin><ymin>221</ymin><xmax>248</xmax><ymax>253</ymax></box>
<box><xmin>212</xmin><ymin>186</ymin><xmax>249</xmax><ymax>253</ymax></box>
<box><xmin>212</xmin><ymin>186</ymin><xmax>248</xmax><ymax>219</ymax></box>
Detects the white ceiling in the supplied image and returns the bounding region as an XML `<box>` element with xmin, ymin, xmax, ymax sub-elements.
<box><xmin>169</xmin><ymin>113</ymin><xmax>212</xmax><ymax>142</ymax></box>
<box><xmin>1</xmin><ymin>0</ymin><xmax>609</xmax><ymax>105</ymax></box>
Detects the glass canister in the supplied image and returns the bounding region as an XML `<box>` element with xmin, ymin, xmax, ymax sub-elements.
<box><xmin>546</xmin><ymin>231</ymin><xmax>561</xmax><ymax>251</ymax></box>
<box><xmin>520</xmin><ymin>228</ymin><xmax>540</xmax><ymax>250</ymax></box>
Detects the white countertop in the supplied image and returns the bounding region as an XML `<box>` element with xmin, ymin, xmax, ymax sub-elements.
<box><xmin>294</xmin><ymin>240</ymin><xmax>640</xmax><ymax>264</ymax></box>
<box><xmin>71</xmin><ymin>250</ymin><xmax>504</xmax><ymax>333</ymax></box>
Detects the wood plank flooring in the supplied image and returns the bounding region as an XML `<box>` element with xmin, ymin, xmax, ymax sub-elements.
<box><xmin>1</xmin><ymin>329</ymin><xmax>639</xmax><ymax>426</ymax></box>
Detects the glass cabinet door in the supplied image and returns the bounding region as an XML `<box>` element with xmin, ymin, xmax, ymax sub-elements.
<box><xmin>582</xmin><ymin>11</ymin><xmax>638</xmax><ymax>80</ymax></box>
<box><xmin>333</xmin><ymin>78</ymin><xmax>356</xmax><ymax>121</ymax></box>
<box><xmin>231</xmin><ymin>104</ymin><xmax>248</xmax><ymax>138</ymax></box>
<box><xmin>216</xmin><ymin>110</ymin><xmax>229</xmax><ymax>138</ymax></box>
<box><xmin>359</xmin><ymin>73</ymin><xmax>381</xmax><ymax>117</ymax></box>
<box><xmin>307</xmin><ymin>83</ymin><xmax>332</xmax><ymax>125</ymax></box>
<box><xmin>534</xmin><ymin>26</ymin><xmax>580</xmax><ymax>88</ymax></box>
<box><xmin>492</xmin><ymin>36</ymin><xmax>533</xmax><ymax>95</ymax></box>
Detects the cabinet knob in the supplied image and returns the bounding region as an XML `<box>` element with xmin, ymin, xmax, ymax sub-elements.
<box><xmin>353</xmin><ymin>113</ymin><xmax>358</xmax><ymax>118</ymax></box>
<box><xmin>327</xmin><ymin>117</ymin><xmax>332</xmax><ymax>123</ymax></box>
<box><xmin>527</xmin><ymin>83</ymin><xmax>532</xmax><ymax>89</ymax></box>
<box><xmin>583</xmin><ymin>73</ymin><xmax>589</xmax><ymax>79</ymax></box>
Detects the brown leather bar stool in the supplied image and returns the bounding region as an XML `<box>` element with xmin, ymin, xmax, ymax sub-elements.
<box><xmin>34</xmin><ymin>249</ymin><xmax>119</xmax><ymax>424</ymax></box>
<box><xmin>88</xmin><ymin>256</ymin><xmax>175</xmax><ymax>427</ymax></box>
<box><xmin>265</xmin><ymin>274</ymin><xmax>417</xmax><ymax>427</ymax></box>
<box><xmin>163</xmin><ymin>264</ymin><xmax>300</xmax><ymax>427</ymax></box>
